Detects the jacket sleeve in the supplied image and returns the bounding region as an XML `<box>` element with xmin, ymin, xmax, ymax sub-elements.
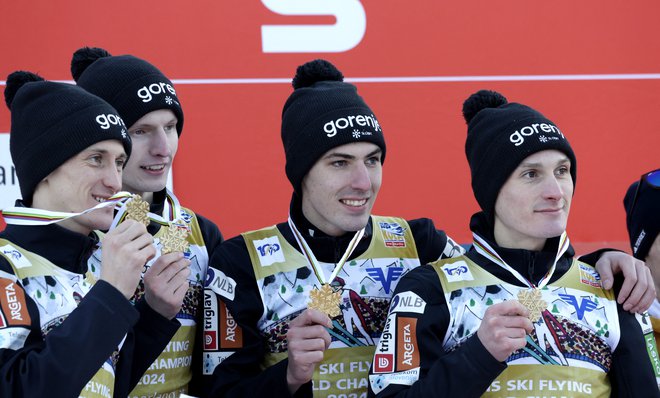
<box><xmin>608</xmin><ymin>295</ymin><xmax>660</xmax><ymax>396</ymax></box>
<box><xmin>408</xmin><ymin>218</ymin><xmax>465</xmax><ymax>264</ymax></box>
<box><xmin>0</xmin><ymin>260</ymin><xmax>140</xmax><ymax>398</ymax></box>
<box><xmin>202</xmin><ymin>236</ymin><xmax>304</xmax><ymax>398</ymax></box>
<box><xmin>368</xmin><ymin>265</ymin><xmax>505</xmax><ymax>398</ymax></box>
<box><xmin>188</xmin><ymin>212</ymin><xmax>223</xmax><ymax>396</ymax></box>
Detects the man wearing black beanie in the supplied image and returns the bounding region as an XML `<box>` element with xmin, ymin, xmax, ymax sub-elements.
<box><xmin>71</xmin><ymin>47</ymin><xmax>223</xmax><ymax>398</ymax></box>
<box><xmin>202</xmin><ymin>64</ymin><xmax>651</xmax><ymax>398</ymax></box>
<box><xmin>368</xmin><ymin>90</ymin><xmax>659</xmax><ymax>397</ymax></box>
<box><xmin>624</xmin><ymin>168</ymin><xmax>660</xmax><ymax>365</ymax></box>
<box><xmin>0</xmin><ymin>71</ymin><xmax>180</xmax><ymax>397</ymax></box>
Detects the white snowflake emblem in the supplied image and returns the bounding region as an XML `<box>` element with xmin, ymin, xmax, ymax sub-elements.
<box><xmin>352</xmin><ymin>129</ymin><xmax>362</xmax><ymax>139</ymax></box>
<box><xmin>539</xmin><ymin>135</ymin><xmax>548</xmax><ymax>143</ymax></box>
<box><xmin>121</xmin><ymin>129</ymin><xmax>128</xmax><ymax>139</ymax></box>
<box><xmin>165</xmin><ymin>96</ymin><xmax>173</xmax><ymax>105</ymax></box>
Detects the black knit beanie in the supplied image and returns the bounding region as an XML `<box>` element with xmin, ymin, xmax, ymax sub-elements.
<box><xmin>623</xmin><ymin>176</ymin><xmax>660</xmax><ymax>260</ymax></box>
<box><xmin>463</xmin><ymin>90</ymin><xmax>577</xmax><ymax>219</ymax></box>
<box><xmin>71</xmin><ymin>47</ymin><xmax>184</xmax><ymax>135</ymax></box>
<box><xmin>281</xmin><ymin>59</ymin><xmax>386</xmax><ymax>194</ymax></box>
<box><xmin>5</xmin><ymin>71</ymin><xmax>132</xmax><ymax>204</ymax></box>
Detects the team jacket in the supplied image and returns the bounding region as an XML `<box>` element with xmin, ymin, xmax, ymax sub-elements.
<box><xmin>88</xmin><ymin>189</ymin><xmax>223</xmax><ymax>398</ymax></box>
<box><xmin>0</xmin><ymin>222</ymin><xmax>179</xmax><ymax>398</ymax></box>
<box><xmin>202</xmin><ymin>196</ymin><xmax>464</xmax><ymax>398</ymax></box>
<box><xmin>368</xmin><ymin>213</ymin><xmax>660</xmax><ymax>398</ymax></box>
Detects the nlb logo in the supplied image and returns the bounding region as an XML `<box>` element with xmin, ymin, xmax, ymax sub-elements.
<box><xmin>324</xmin><ymin>114</ymin><xmax>381</xmax><ymax>138</ymax></box>
<box><xmin>95</xmin><ymin>113</ymin><xmax>125</xmax><ymax>130</ymax></box>
<box><xmin>261</xmin><ymin>0</ymin><xmax>366</xmax><ymax>53</ymax></box>
<box><xmin>510</xmin><ymin>122</ymin><xmax>564</xmax><ymax>146</ymax></box>
<box><xmin>137</xmin><ymin>82</ymin><xmax>177</xmax><ymax>103</ymax></box>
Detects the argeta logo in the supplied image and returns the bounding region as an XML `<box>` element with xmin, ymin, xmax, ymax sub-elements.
<box><xmin>324</xmin><ymin>114</ymin><xmax>381</xmax><ymax>137</ymax></box>
<box><xmin>373</xmin><ymin>353</ymin><xmax>394</xmax><ymax>373</ymax></box>
<box><xmin>509</xmin><ymin>123</ymin><xmax>564</xmax><ymax>146</ymax></box>
<box><xmin>137</xmin><ymin>82</ymin><xmax>177</xmax><ymax>103</ymax></box>
<box><xmin>96</xmin><ymin>113</ymin><xmax>125</xmax><ymax>130</ymax></box>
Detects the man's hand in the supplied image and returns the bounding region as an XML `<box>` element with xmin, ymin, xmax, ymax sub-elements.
<box><xmin>144</xmin><ymin>252</ymin><xmax>191</xmax><ymax>320</ymax></box>
<box><xmin>477</xmin><ymin>301</ymin><xmax>533</xmax><ymax>362</ymax></box>
<box><xmin>101</xmin><ymin>220</ymin><xmax>156</xmax><ymax>299</ymax></box>
<box><xmin>595</xmin><ymin>251</ymin><xmax>655</xmax><ymax>313</ymax></box>
<box><xmin>286</xmin><ymin>309</ymin><xmax>332</xmax><ymax>394</ymax></box>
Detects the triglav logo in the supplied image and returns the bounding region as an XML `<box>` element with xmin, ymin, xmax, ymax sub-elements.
<box><xmin>95</xmin><ymin>113</ymin><xmax>125</xmax><ymax>130</ymax></box>
<box><xmin>324</xmin><ymin>114</ymin><xmax>381</xmax><ymax>137</ymax></box>
<box><xmin>509</xmin><ymin>122</ymin><xmax>564</xmax><ymax>146</ymax></box>
<box><xmin>137</xmin><ymin>82</ymin><xmax>177</xmax><ymax>103</ymax></box>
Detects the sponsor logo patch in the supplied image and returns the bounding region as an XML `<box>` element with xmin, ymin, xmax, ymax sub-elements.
<box><xmin>373</xmin><ymin>353</ymin><xmax>394</xmax><ymax>373</ymax></box>
<box><xmin>389</xmin><ymin>291</ymin><xmax>426</xmax><ymax>314</ymax></box>
<box><xmin>203</xmin><ymin>290</ymin><xmax>218</xmax><ymax>350</ymax></box>
<box><xmin>378</xmin><ymin>222</ymin><xmax>406</xmax><ymax>247</ymax></box>
<box><xmin>220</xmin><ymin>301</ymin><xmax>242</xmax><ymax>349</ymax></box>
<box><xmin>253</xmin><ymin>236</ymin><xmax>285</xmax><ymax>266</ymax></box>
<box><xmin>558</xmin><ymin>293</ymin><xmax>598</xmax><ymax>320</ymax></box>
<box><xmin>578</xmin><ymin>263</ymin><xmax>601</xmax><ymax>288</ymax></box>
<box><xmin>0</xmin><ymin>244</ymin><xmax>31</xmax><ymax>269</ymax></box>
<box><xmin>366</xmin><ymin>267</ymin><xmax>404</xmax><ymax>294</ymax></box>
<box><xmin>440</xmin><ymin>261</ymin><xmax>474</xmax><ymax>282</ymax></box>
<box><xmin>204</xmin><ymin>268</ymin><xmax>236</xmax><ymax>301</ymax></box>
<box><xmin>0</xmin><ymin>279</ymin><xmax>30</xmax><ymax>327</ymax></box>
<box><xmin>396</xmin><ymin>317</ymin><xmax>419</xmax><ymax>371</ymax></box>
<box><xmin>378</xmin><ymin>314</ymin><xmax>396</xmax><ymax>355</ymax></box>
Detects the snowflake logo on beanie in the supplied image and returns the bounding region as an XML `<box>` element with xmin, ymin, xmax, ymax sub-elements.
<box><xmin>165</xmin><ymin>96</ymin><xmax>173</xmax><ymax>105</ymax></box>
<box><xmin>539</xmin><ymin>135</ymin><xmax>548</xmax><ymax>143</ymax></box>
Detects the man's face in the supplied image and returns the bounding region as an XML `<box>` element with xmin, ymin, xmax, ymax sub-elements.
<box><xmin>122</xmin><ymin>109</ymin><xmax>179</xmax><ymax>195</ymax></box>
<box><xmin>494</xmin><ymin>150</ymin><xmax>573</xmax><ymax>251</ymax></box>
<box><xmin>301</xmin><ymin>142</ymin><xmax>383</xmax><ymax>236</ymax></box>
<box><xmin>32</xmin><ymin>140</ymin><xmax>126</xmax><ymax>235</ymax></box>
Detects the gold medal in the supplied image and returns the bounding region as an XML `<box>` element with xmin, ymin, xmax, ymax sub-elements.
<box><xmin>160</xmin><ymin>224</ymin><xmax>190</xmax><ymax>254</ymax></box>
<box><xmin>517</xmin><ymin>288</ymin><xmax>547</xmax><ymax>323</ymax></box>
<box><xmin>124</xmin><ymin>194</ymin><xmax>150</xmax><ymax>226</ymax></box>
<box><xmin>308</xmin><ymin>284</ymin><xmax>342</xmax><ymax>317</ymax></box>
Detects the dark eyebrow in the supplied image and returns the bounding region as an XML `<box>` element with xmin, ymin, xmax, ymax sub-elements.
<box><xmin>130</xmin><ymin>117</ymin><xmax>178</xmax><ymax>130</ymax></box>
<box><xmin>518</xmin><ymin>156</ymin><xmax>570</xmax><ymax>169</ymax></box>
<box><xmin>83</xmin><ymin>147</ymin><xmax>127</xmax><ymax>160</ymax></box>
<box><xmin>323</xmin><ymin>148</ymin><xmax>382</xmax><ymax>160</ymax></box>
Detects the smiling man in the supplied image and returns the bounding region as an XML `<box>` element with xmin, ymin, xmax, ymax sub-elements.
<box><xmin>201</xmin><ymin>61</ymin><xmax>653</xmax><ymax>398</ymax></box>
<box><xmin>71</xmin><ymin>47</ymin><xmax>223</xmax><ymax>398</ymax></box>
<box><xmin>0</xmin><ymin>72</ymin><xmax>179</xmax><ymax>397</ymax></box>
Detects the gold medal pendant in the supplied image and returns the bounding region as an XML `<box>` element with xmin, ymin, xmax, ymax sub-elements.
<box><xmin>124</xmin><ymin>194</ymin><xmax>150</xmax><ymax>226</ymax></box>
<box><xmin>308</xmin><ymin>284</ymin><xmax>342</xmax><ymax>317</ymax></box>
<box><xmin>160</xmin><ymin>224</ymin><xmax>190</xmax><ymax>254</ymax></box>
<box><xmin>517</xmin><ymin>288</ymin><xmax>547</xmax><ymax>323</ymax></box>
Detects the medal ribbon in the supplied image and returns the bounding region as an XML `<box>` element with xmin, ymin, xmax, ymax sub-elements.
<box><xmin>472</xmin><ymin>231</ymin><xmax>570</xmax><ymax>289</ymax></box>
<box><xmin>2</xmin><ymin>192</ymin><xmax>133</xmax><ymax>226</ymax></box>
<box><xmin>287</xmin><ymin>215</ymin><xmax>365</xmax><ymax>285</ymax></box>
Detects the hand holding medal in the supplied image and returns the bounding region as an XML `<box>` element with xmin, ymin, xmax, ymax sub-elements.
<box><xmin>308</xmin><ymin>284</ymin><xmax>342</xmax><ymax>317</ymax></box>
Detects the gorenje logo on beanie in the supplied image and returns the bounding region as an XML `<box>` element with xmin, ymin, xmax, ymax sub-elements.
<box><xmin>509</xmin><ymin>122</ymin><xmax>565</xmax><ymax>147</ymax></box>
<box><xmin>323</xmin><ymin>113</ymin><xmax>381</xmax><ymax>137</ymax></box>
<box><xmin>96</xmin><ymin>113</ymin><xmax>126</xmax><ymax>130</ymax></box>
<box><xmin>136</xmin><ymin>81</ymin><xmax>177</xmax><ymax>103</ymax></box>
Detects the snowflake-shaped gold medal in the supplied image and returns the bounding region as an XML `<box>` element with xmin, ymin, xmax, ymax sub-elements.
<box><xmin>160</xmin><ymin>224</ymin><xmax>190</xmax><ymax>254</ymax></box>
<box><xmin>124</xmin><ymin>194</ymin><xmax>150</xmax><ymax>226</ymax></box>
<box><xmin>517</xmin><ymin>288</ymin><xmax>547</xmax><ymax>323</ymax></box>
<box><xmin>308</xmin><ymin>284</ymin><xmax>342</xmax><ymax>317</ymax></box>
